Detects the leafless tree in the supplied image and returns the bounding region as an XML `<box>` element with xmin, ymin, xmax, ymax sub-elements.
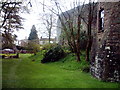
<box><xmin>40</xmin><ymin>0</ymin><xmax>96</xmax><ymax>62</ymax></box>
<box><xmin>80</xmin><ymin>0</ymin><xmax>96</xmax><ymax>62</ymax></box>
<box><xmin>42</xmin><ymin>13</ymin><xmax>55</xmax><ymax>43</ymax></box>
<box><xmin>40</xmin><ymin>0</ymin><xmax>86</xmax><ymax>61</ymax></box>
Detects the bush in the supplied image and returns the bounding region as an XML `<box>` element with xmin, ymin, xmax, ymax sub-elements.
<box><xmin>41</xmin><ymin>45</ymin><xmax>65</xmax><ymax>63</ymax></box>
<box><xmin>26</xmin><ymin>42</ymin><xmax>41</xmax><ymax>54</ymax></box>
<box><xmin>62</xmin><ymin>46</ymin><xmax>72</xmax><ymax>54</ymax></box>
<box><xmin>82</xmin><ymin>67</ymin><xmax>90</xmax><ymax>73</ymax></box>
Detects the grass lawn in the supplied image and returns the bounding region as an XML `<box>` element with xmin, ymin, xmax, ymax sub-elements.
<box><xmin>2</xmin><ymin>53</ymin><xmax>120</xmax><ymax>88</ymax></box>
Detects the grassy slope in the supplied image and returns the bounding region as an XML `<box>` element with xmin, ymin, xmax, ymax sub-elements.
<box><xmin>2</xmin><ymin>53</ymin><xmax>120</xmax><ymax>88</ymax></box>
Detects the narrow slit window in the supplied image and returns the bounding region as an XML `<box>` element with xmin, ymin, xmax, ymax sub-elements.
<box><xmin>99</xmin><ymin>9</ymin><xmax>104</xmax><ymax>32</ymax></box>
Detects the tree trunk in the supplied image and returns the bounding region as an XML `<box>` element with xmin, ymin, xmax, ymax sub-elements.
<box><xmin>86</xmin><ymin>39</ymin><xmax>90</xmax><ymax>62</ymax></box>
<box><xmin>34</xmin><ymin>53</ymin><xmax>36</xmax><ymax>55</ymax></box>
<box><xmin>86</xmin><ymin>35</ymin><xmax>92</xmax><ymax>62</ymax></box>
<box><xmin>48</xmin><ymin>30</ymin><xmax>51</xmax><ymax>43</ymax></box>
<box><xmin>86</xmin><ymin>2</ymin><xmax>92</xmax><ymax>62</ymax></box>
<box><xmin>13</xmin><ymin>45</ymin><xmax>19</xmax><ymax>58</ymax></box>
<box><xmin>16</xmin><ymin>53</ymin><xmax>19</xmax><ymax>58</ymax></box>
<box><xmin>76</xmin><ymin>52</ymin><xmax>81</xmax><ymax>62</ymax></box>
<box><xmin>49</xmin><ymin>36</ymin><xmax>50</xmax><ymax>43</ymax></box>
<box><xmin>76</xmin><ymin>14</ymin><xmax>81</xmax><ymax>62</ymax></box>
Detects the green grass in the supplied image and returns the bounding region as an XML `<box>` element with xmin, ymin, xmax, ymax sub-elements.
<box><xmin>0</xmin><ymin>53</ymin><xmax>16</xmax><ymax>57</ymax></box>
<box><xmin>2</xmin><ymin>53</ymin><xmax>120</xmax><ymax>88</ymax></box>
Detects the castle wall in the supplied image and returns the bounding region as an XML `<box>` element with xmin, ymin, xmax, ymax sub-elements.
<box><xmin>90</xmin><ymin>2</ymin><xmax>120</xmax><ymax>82</ymax></box>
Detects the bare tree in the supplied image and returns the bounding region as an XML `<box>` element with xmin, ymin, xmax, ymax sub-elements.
<box><xmin>53</xmin><ymin>1</ymin><xmax>88</xmax><ymax>61</ymax></box>
<box><xmin>42</xmin><ymin>13</ymin><xmax>54</xmax><ymax>43</ymax></box>
<box><xmin>40</xmin><ymin>0</ymin><xmax>96</xmax><ymax>62</ymax></box>
<box><xmin>44</xmin><ymin>1</ymin><xmax>85</xmax><ymax>61</ymax></box>
<box><xmin>80</xmin><ymin>0</ymin><xmax>96</xmax><ymax>62</ymax></box>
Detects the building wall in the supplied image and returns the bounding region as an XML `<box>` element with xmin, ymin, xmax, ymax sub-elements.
<box><xmin>39</xmin><ymin>37</ymin><xmax>56</xmax><ymax>45</ymax></box>
<box><xmin>90</xmin><ymin>2</ymin><xmax>120</xmax><ymax>82</ymax></box>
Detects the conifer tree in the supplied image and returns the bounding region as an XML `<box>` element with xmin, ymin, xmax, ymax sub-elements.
<box><xmin>28</xmin><ymin>25</ymin><xmax>39</xmax><ymax>44</ymax></box>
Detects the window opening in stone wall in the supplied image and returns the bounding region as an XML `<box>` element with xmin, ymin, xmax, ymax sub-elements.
<box><xmin>99</xmin><ymin>8</ymin><xmax>104</xmax><ymax>32</ymax></box>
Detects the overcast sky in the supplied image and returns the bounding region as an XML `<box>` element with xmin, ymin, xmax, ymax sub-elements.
<box><xmin>14</xmin><ymin>0</ymin><xmax>99</xmax><ymax>40</ymax></box>
<box><xmin>5</xmin><ymin>0</ymin><xmax>118</xmax><ymax>40</ymax></box>
<box><xmin>13</xmin><ymin>0</ymin><xmax>89</xmax><ymax>40</ymax></box>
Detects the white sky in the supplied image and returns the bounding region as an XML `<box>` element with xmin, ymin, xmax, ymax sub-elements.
<box><xmin>14</xmin><ymin>0</ymin><xmax>96</xmax><ymax>40</ymax></box>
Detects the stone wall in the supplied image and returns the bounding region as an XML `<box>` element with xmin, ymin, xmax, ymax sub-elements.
<box><xmin>90</xmin><ymin>2</ymin><xmax>120</xmax><ymax>82</ymax></box>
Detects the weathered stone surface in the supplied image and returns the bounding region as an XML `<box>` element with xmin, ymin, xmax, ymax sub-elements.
<box><xmin>91</xmin><ymin>2</ymin><xmax>120</xmax><ymax>82</ymax></box>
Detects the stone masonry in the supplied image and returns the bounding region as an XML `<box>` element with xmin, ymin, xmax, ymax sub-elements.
<box><xmin>90</xmin><ymin>2</ymin><xmax>120</xmax><ymax>82</ymax></box>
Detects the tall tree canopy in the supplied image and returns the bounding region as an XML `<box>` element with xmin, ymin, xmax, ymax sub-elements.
<box><xmin>28</xmin><ymin>25</ymin><xmax>39</xmax><ymax>44</ymax></box>
<box><xmin>0</xmin><ymin>1</ymin><xmax>24</xmax><ymax>49</ymax></box>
